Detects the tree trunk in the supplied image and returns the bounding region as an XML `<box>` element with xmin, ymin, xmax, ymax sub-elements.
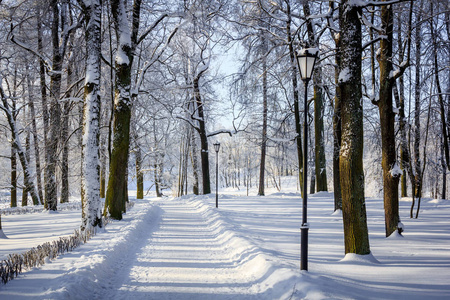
<box><xmin>11</xmin><ymin>144</ymin><xmax>17</xmax><ymax>208</ymax></box>
<box><xmin>303</xmin><ymin>2</ymin><xmax>327</xmax><ymax>192</ymax></box>
<box><xmin>338</xmin><ymin>0</ymin><xmax>370</xmax><ymax>255</ymax></box>
<box><xmin>60</xmin><ymin>103</ymin><xmax>70</xmax><ymax>204</ymax></box>
<box><xmin>100</xmin><ymin>136</ymin><xmax>107</xmax><ymax>198</ymax></box>
<box><xmin>413</xmin><ymin>1</ymin><xmax>424</xmax><ymax>199</ymax></box>
<box><xmin>21</xmin><ymin>125</ymin><xmax>31</xmax><ymax>206</ymax></box>
<box><xmin>189</xmin><ymin>127</ymin><xmax>200</xmax><ymax>195</ymax></box>
<box><xmin>79</xmin><ymin>0</ymin><xmax>103</xmax><ymax>231</ymax></box>
<box><xmin>45</xmin><ymin>0</ymin><xmax>65</xmax><ymax>211</ymax></box>
<box><xmin>27</xmin><ymin>72</ymin><xmax>44</xmax><ymax>204</ymax></box>
<box><xmin>333</xmin><ymin>53</ymin><xmax>342</xmax><ymax>211</ymax></box>
<box><xmin>377</xmin><ymin>2</ymin><xmax>401</xmax><ymax>237</ymax></box>
<box><xmin>258</xmin><ymin>40</ymin><xmax>268</xmax><ymax>196</ymax></box>
<box><xmin>193</xmin><ymin>75</ymin><xmax>211</xmax><ymax>195</ymax></box>
<box><xmin>286</xmin><ymin>2</ymin><xmax>303</xmax><ymax>198</ymax></box>
<box><xmin>105</xmin><ymin>0</ymin><xmax>141</xmax><ymax>219</ymax></box>
<box><xmin>135</xmin><ymin>143</ymin><xmax>144</xmax><ymax>199</ymax></box>
<box><xmin>37</xmin><ymin>7</ymin><xmax>49</xmax><ymax>202</ymax></box>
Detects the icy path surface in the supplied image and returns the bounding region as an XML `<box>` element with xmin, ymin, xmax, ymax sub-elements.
<box><xmin>105</xmin><ymin>198</ymin><xmax>298</xmax><ymax>300</ymax></box>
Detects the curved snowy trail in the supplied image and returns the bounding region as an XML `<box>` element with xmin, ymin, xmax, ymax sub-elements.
<box><xmin>105</xmin><ymin>198</ymin><xmax>296</xmax><ymax>300</ymax></box>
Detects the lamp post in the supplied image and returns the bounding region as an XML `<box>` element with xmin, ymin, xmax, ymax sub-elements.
<box><xmin>296</xmin><ymin>47</ymin><xmax>318</xmax><ymax>271</ymax></box>
<box><xmin>213</xmin><ymin>141</ymin><xmax>221</xmax><ymax>208</ymax></box>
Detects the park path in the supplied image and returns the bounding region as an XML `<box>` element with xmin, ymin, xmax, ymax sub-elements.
<box><xmin>106</xmin><ymin>198</ymin><xmax>272</xmax><ymax>300</ymax></box>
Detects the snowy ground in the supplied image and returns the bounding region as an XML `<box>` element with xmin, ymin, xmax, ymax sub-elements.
<box><xmin>1</xmin><ymin>178</ymin><xmax>450</xmax><ymax>299</ymax></box>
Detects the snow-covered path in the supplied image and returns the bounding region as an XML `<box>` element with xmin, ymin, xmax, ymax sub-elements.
<box><xmin>106</xmin><ymin>198</ymin><xmax>296</xmax><ymax>300</ymax></box>
<box><xmin>2</xmin><ymin>186</ymin><xmax>450</xmax><ymax>299</ymax></box>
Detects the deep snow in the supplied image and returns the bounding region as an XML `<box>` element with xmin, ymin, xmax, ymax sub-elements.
<box><xmin>1</xmin><ymin>178</ymin><xmax>450</xmax><ymax>299</ymax></box>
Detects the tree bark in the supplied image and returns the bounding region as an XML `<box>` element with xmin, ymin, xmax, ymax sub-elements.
<box><xmin>105</xmin><ymin>0</ymin><xmax>141</xmax><ymax>219</ymax></box>
<box><xmin>27</xmin><ymin>72</ymin><xmax>44</xmax><ymax>204</ymax></box>
<box><xmin>79</xmin><ymin>0</ymin><xmax>103</xmax><ymax>231</ymax></box>
<box><xmin>193</xmin><ymin>74</ymin><xmax>211</xmax><ymax>195</ymax></box>
<box><xmin>413</xmin><ymin>1</ymin><xmax>424</xmax><ymax>199</ymax></box>
<box><xmin>303</xmin><ymin>2</ymin><xmax>327</xmax><ymax>192</ymax></box>
<box><xmin>135</xmin><ymin>143</ymin><xmax>144</xmax><ymax>199</ymax></box>
<box><xmin>258</xmin><ymin>34</ymin><xmax>268</xmax><ymax>196</ymax></box>
<box><xmin>338</xmin><ymin>0</ymin><xmax>370</xmax><ymax>255</ymax></box>
<box><xmin>377</xmin><ymin>2</ymin><xmax>401</xmax><ymax>237</ymax></box>
<box><xmin>286</xmin><ymin>1</ymin><xmax>303</xmax><ymax>198</ymax></box>
<box><xmin>45</xmin><ymin>0</ymin><xmax>65</xmax><ymax>211</ymax></box>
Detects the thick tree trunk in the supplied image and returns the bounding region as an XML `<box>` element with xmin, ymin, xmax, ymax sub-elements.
<box><xmin>193</xmin><ymin>75</ymin><xmax>211</xmax><ymax>195</ymax></box>
<box><xmin>338</xmin><ymin>1</ymin><xmax>370</xmax><ymax>255</ymax></box>
<box><xmin>105</xmin><ymin>0</ymin><xmax>141</xmax><ymax>219</ymax></box>
<box><xmin>45</xmin><ymin>0</ymin><xmax>65</xmax><ymax>211</ymax></box>
<box><xmin>79</xmin><ymin>0</ymin><xmax>103</xmax><ymax>231</ymax></box>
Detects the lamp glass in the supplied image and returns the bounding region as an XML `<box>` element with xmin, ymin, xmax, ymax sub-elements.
<box><xmin>297</xmin><ymin>48</ymin><xmax>318</xmax><ymax>81</ymax></box>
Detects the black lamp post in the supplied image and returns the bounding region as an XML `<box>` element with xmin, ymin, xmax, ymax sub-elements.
<box><xmin>296</xmin><ymin>47</ymin><xmax>319</xmax><ymax>271</ymax></box>
<box><xmin>213</xmin><ymin>141</ymin><xmax>221</xmax><ymax>208</ymax></box>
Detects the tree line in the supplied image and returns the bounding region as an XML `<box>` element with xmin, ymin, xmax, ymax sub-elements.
<box><xmin>0</xmin><ymin>0</ymin><xmax>449</xmax><ymax>255</ymax></box>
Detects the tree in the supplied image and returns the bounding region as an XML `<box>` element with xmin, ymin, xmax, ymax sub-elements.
<box><xmin>0</xmin><ymin>76</ymin><xmax>41</xmax><ymax>206</ymax></box>
<box><xmin>338</xmin><ymin>0</ymin><xmax>370</xmax><ymax>255</ymax></box>
<box><xmin>78</xmin><ymin>0</ymin><xmax>103</xmax><ymax>231</ymax></box>
<box><xmin>105</xmin><ymin>0</ymin><xmax>142</xmax><ymax>220</ymax></box>
<box><xmin>372</xmin><ymin>0</ymin><xmax>412</xmax><ymax>237</ymax></box>
<box><xmin>303</xmin><ymin>1</ymin><xmax>328</xmax><ymax>193</ymax></box>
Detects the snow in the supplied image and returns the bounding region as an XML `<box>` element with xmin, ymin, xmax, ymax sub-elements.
<box><xmin>338</xmin><ymin>67</ymin><xmax>351</xmax><ymax>83</ymax></box>
<box><xmin>298</xmin><ymin>48</ymin><xmax>319</xmax><ymax>57</ymax></box>
<box><xmin>390</xmin><ymin>162</ymin><xmax>402</xmax><ymax>178</ymax></box>
<box><xmin>1</xmin><ymin>179</ymin><xmax>450</xmax><ymax>299</ymax></box>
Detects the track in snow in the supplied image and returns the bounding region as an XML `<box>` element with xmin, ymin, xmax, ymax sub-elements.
<box><xmin>104</xmin><ymin>198</ymin><xmax>297</xmax><ymax>300</ymax></box>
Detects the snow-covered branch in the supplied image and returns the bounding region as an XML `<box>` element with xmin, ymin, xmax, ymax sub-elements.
<box><xmin>207</xmin><ymin>129</ymin><xmax>232</xmax><ymax>137</ymax></box>
<box><xmin>349</xmin><ymin>0</ymin><xmax>411</xmax><ymax>7</ymax></box>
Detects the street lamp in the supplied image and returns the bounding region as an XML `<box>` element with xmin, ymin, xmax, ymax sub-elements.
<box><xmin>296</xmin><ymin>47</ymin><xmax>319</xmax><ymax>271</ymax></box>
<box><xmin>213</xmin><ymin>141</ymin><xmax>221</xmax><ymax>208</ymax></box>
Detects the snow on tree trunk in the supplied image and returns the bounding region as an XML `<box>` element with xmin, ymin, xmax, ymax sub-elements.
<box><xmin>105</xmin><ymin>0</ymin><xmax>141</xmax><ymax>220</ymax></box>
<box><xmin>338</xmin><ymin>1</ymin><xmax>370</xmax><ymax>255</ymax></box>
<box><xmin>79</xmin><ymin>0</ymin><xmax>103</xmax><ymax>231</ymax></box>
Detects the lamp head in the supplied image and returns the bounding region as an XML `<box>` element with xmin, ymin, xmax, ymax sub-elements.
<box><xmin>296</xmin><ymin>48</ymin><xmax>319</xmax><ymax>81</ymax></box>
<box><xmin>213</xmin><ymin>141</ymin><xmax>220</xmax><ymax>153</ymax></box>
